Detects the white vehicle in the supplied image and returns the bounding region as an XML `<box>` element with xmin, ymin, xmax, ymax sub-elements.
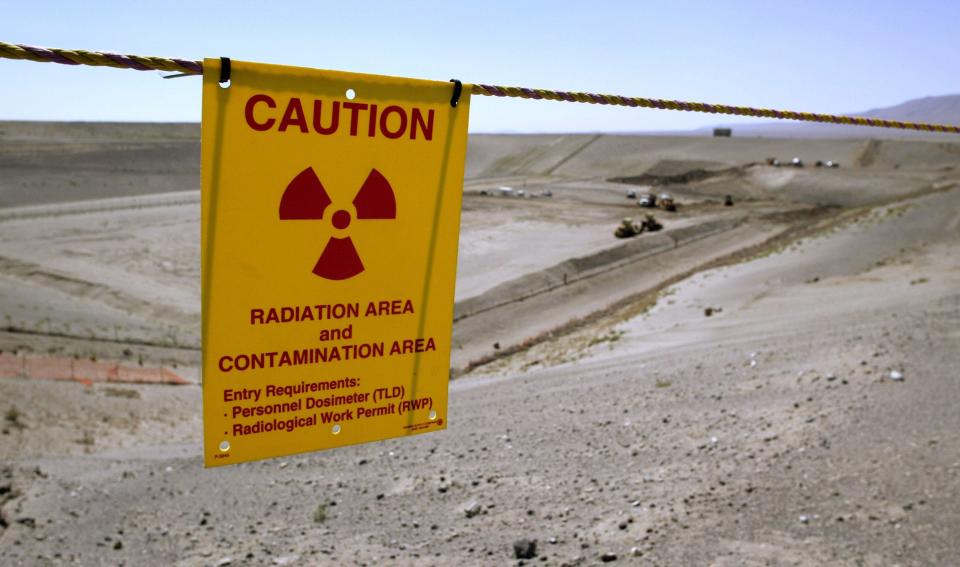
<box><xmin>638</xmin><ymin>193</ymin><xmax>656</xmax><ymax>208</ymax></box>
<box><xmin>791</xmin><ymin>157</ymin><xmax>804</xmax><ymax>167</ymax></box>
<box><xmin>825</xmin><ymin>160</ymin><xmax>839</xmax><ymax>168</ymax></box>
<box><xmin>516</xmin><ymin>189</ymin><xmax>526</xmax><ymax>197</ymax></box>
<box><xmin>497</xmin><ymin>186</ymin><xmax>514</xmax><ymax>196</ymax></box>
<box><xmin>626</xmin><ymin>189</ymin><xmax>637</xmax><ymax>199</ymax></box>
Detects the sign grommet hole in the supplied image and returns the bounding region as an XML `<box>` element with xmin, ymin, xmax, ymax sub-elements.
<box><xmin>429</xmin><ymin>410</ymin><xmax>437</xmax><ymax>420</ymax></box>
<box><xmin>331</xmin><ymin>424</ymin><xmax>342</xmax><ymax>435</ymax></box>
<box><xmin>218</xmin><ymin>440</ymin><xmax>230</xmax><ymax>452</ymax></box>
<box><xmin>345</xmin><ymin>88</ymin><xmax>356</xmax><ymax>100</ymax></box>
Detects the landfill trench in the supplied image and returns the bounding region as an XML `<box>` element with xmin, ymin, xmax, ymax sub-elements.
<box><xmin>450</xmin><ymin>207</ymin><xmax>819</xmax><ymax>372</ymax></box>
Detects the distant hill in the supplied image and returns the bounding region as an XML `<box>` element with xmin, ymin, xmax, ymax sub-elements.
<box><xmin>699</xmin><ymin>94</ymin><xmax>960</xmax><ymax>139</ymax></box>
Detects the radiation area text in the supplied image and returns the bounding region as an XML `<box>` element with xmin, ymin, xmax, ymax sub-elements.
<box><xmin>218</xmin><ymin>298</ymin><xmax>435</xmax><ymax>373</ymax></box>
<box><xmin>217</xmin><ymin>337</ymin><xmax>436</xmax><ymax>373</ymax></box>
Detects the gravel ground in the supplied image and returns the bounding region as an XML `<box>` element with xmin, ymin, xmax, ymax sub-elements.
<box><xmin>2</xmin><ymin>127</ymin><xmax>959</xmax><ymax>565</ymax></box>
<box><xmin>2</xmin><ymin>186</ymin><xmax>958</xmax><ymax>566</ymax></box>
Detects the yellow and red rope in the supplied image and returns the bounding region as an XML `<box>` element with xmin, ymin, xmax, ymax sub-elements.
<box><xmin>2</xmin><ymin>40</ymin><xmax>958</xmax><ymax>134</ymax></box>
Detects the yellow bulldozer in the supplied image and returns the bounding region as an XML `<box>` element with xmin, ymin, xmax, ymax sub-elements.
<box><xmin>614</xmin><ymin>214</ymin><xmax>663</xmax><ymax>238</ymax></box>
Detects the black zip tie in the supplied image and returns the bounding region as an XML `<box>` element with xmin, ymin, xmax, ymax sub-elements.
<box><xmin>449</xmin><ymin>79</ymin><xmax>462</xmax><ymax>108</ymax></box>
<box><xmin>219</xmin><ymin>57</ymin><xmax>231</xmax><ymax>84</ymax></box>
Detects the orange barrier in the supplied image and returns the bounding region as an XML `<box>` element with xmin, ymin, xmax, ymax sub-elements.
<box><xmin>0</xmin><ymin>352</ymin><xmax>190</xmax><ymax>385</ymax></box>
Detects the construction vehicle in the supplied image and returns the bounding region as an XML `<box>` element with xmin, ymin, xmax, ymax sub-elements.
<box><xmin>614</xmin><ymin>218</ymin><xmax>642</xmax><ymax>238</ymax></box>
<box><xmin>659</xmin><ymin>192</ymin><xmax>677</xmax><ymax>212</ymax></box>
<box><xmin>641</xmin><ymin>213</ymin><xmax>663</xmax><ymax>232</ymax></box>
<box><xmin>614</xmin><ymin>214</ymin><xmax>663</xmax><ymax>238</ymax></box>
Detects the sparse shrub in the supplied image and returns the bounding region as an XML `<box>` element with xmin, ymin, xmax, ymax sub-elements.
<box><xmin>587</xmin><ymin>330</ymin><xmax>624</xmax><ymax>347</ymax></box>
<box><xmin>4</xmin><ymin>406</ymin><xmax>23</xmax><ymax>428</ymax></box>
<box><xmin>313</xmin><ymin>503</ymin><xmax>327</xmax><ymax>523</ymax></box>
<box><xmin>655</xmin><ymin>379</ymin><xmax>672</xmax><ymax>388</ymax></box>
<box><xmin>103</xmin><ymin>388</ymin><xmax>140</xmax><ymax>399</ymax></box>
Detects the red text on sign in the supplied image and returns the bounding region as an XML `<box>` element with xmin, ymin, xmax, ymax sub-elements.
<box><xmin>244</xmin><ymin>95</ymin><xmax>434</xmax><ymax>141</ymax></box>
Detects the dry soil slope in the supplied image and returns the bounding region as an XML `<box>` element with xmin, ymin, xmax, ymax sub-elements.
<box><xmin>0</xmin><ymin>121</ymin><xmax>200</xmax><ymax>208</ymax></box>
<box><xmin>4</xmin><ymin>122</ymin><xmax>959</xmax><ymax>208</ymax></box>
<box><xmin>471</xmin><ymin>134</ymin><xmax>960</xmax><ymax>180</ymax></box>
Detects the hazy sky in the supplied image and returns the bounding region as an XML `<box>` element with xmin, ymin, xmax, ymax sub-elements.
<box><xmin>1</xmin><ymin>0</ymin><xmax>957</xmax><ymax>132</ymax></box>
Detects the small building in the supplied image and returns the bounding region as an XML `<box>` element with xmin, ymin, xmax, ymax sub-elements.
<box><xmin>713</xmin><ymin>127</ymin><xmax>732</xmax><ymax>138</ymax></box>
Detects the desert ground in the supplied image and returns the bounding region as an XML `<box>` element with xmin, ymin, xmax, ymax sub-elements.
<box><xmin>1</xmin><ymin>122</ymin><xmax>959</xmax><ymax>566</ymax></box>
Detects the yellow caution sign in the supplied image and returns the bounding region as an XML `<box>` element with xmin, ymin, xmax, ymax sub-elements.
<box><xmin>200</xmin><ymin>59</ymin><xmax>470</xmax><ymax>467</ymax></box>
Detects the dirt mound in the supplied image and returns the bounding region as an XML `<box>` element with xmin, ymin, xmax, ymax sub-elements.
<box><xmin>866</xmin><ymin>139</ymin><xmax>960</xmax><ymax>170</ymax></box>
<box><xmin>610</xmin><ymin>159</ymin><xmax>739</xmax><ymax>186</ymax></box>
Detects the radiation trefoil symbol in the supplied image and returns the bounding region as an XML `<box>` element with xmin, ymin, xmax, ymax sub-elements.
<box><xmin>279</xmin><ymin>167</ymin><xmax>397</xmax><ymax>280</ymax></box>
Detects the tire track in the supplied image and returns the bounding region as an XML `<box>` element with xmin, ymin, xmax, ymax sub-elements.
<box><xmin>544</xmin><ymin>133</ymin><xmax>603</xmax><ymax>175</ymax></box>
<box><xmin>856</xmin><ymin>139</ymin><xmax>882</xmax><ymax>167</ymax></box>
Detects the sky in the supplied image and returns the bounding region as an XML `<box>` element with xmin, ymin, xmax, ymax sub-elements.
<box><xmin>1</xmin><ymin>0</ymin><xmax>958</xmax><ymax>133</ymax></box>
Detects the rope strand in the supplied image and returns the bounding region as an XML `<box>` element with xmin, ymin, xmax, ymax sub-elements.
<box><xmin>0</xmin><ymin>41</ymin><xmax>202</xmax><ymax>74</ymax></box>
<box><xmin>2</xmin><ymin>40</ymin><xmax>957</xmax><ymax>134</ymax></box>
